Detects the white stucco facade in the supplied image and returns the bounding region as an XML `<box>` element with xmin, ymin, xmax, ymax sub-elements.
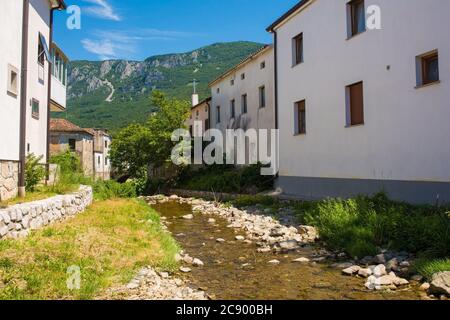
<box><xmin>0</xmin><ymin>0</ymin><xmax>23</xmax><ymax>162</ymax></box>
<box><xmin>271</xmin><ymin>0</ymin><xmax>450</xmax><ymax>203</ymax></box>
<box><xmin>210</xmin><ymin>46</ymin><xmax>275</xmax><ymax>163</ymax></box>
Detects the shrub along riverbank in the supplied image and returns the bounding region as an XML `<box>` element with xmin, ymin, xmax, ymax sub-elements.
<box><xmin>232</xmin><ymin>193</ymin><xmax>450</xmax><ymax>280</ymax></box>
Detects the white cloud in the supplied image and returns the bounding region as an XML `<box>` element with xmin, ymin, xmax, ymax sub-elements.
<box><xmin>83</xmin><ymin>0</ymin><xmax>121</xmax><ymax>21</ymax></box>
<box><xmin>82</xmin><ymin>29</ymin><xmax>206</xmax><ymax>60</ymax></box>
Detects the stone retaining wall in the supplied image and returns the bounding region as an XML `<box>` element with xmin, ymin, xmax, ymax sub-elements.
<box><xmin>0</xmin><ymin>185</ymin><xmax>93</xmax><ymax>240</ymax></box>
<box><xmin>0</xmin><ymin>161</ymin><xmax>19</xmax><ymax>202</ymax></box>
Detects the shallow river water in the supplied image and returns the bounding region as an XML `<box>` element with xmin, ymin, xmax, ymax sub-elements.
<box><xmin>152</xmin><ymin>202</ymin><xmax>425</xmax><ymax>300</ymax></box>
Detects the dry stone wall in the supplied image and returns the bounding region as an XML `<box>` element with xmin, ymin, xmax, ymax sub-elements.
<box><xmin>0</xmin><ymin>185</ymin><xmax>93</xmax><ymax>240</ymax></box>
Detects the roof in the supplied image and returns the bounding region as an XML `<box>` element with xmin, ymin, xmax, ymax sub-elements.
<box><xmin>209</xmin><ymin>45</ymin><xmax>273</xmax><ymax>87</ymax></box>
<box><xmin>51</xmin><ymin>0</ymin><xmax>67</xmax><ymax>10</ymax></box>
<box><xmin>266</xmin><ymin>0</ymin><xmax>311</xmax><ymax>32</ymax></box>
<box><xmin>50</xmin><ymin>119</ymin><xmax>93</xmax><ymax>136</ymax></box>
<box><xmin>192</xmin><ymin>97</ymin><xmax>211</xmax><ymax>110</ymax></box>
<box><xmin>85</xmin><ymin>128</ymin><xmax>111</xmax><ymax>137</ymax></box>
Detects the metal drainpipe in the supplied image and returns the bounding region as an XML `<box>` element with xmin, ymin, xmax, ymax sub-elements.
<box><xmin>18</xmin><ymin>0</ymin><xmax>30</xmax><ymax>198</ymax></box>
<box><xmin>46</xmin><ymin>8</ymin><xmax>56</xmax><ymax>184</ymax></box>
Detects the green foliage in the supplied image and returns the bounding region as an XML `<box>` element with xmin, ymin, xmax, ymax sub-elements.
<box><xmin>233</xmin><ymin>195</ymin><xmax>278</xmax><ymax>207</ymax></box>
<box><xmin>110</xmin><ymin>91</ymin><xmax>190</xmax><ymax>178</ymax></box>
<box><xmin>49</xmin><ymin>151</ymin><xmax>91</xmax><ymax>193</ymax></box>
<box><xmin>25</xmin><ymin>154</ymin><xmax>46</xmax><ymax>192</ymax></box>
<box><xmin>57</xmin><ymin>42</ymin><xmax>265</xmax><ymax>132</ymax></box>
<box><xmin>413</xmin><ymin>258</ymin><xmax>450</xmax><ymax>281</ymax></box>
<box><xmin>92</xmin><ymin>180</ymin><xmax>137</xmax><ymax>201</ymax></box>
<box><xmin>175</xmin><ymin>163</ymin><xmax>275</xmax><ymax>194</ymax></box>
<box><xmin>303</xmin><ymin>193</ymin><xmax>450</xmax><ymax>258</ymax></box>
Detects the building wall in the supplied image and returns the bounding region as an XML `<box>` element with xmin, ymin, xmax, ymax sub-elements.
<box><xmin>25</xmin><ymin>0</ymin><xmax>51</xmax><ymax>163</ymax></box>
<box><xmin>186</xmin><ymin>101</ymin><xmax>210</xmax><ymax>138</ymax></box>
<box><xmin>274</xmin><ymin>0</ymin><xmax>450</xmax><ymax>203</ymax></box>
<box><xmin>93</xmin><ymin>131</ymin><xmax>111</xmax><ymax>180</ymax></box>
<box><xmin>210</xmin><ymin>47</ymin><xmax>275</xmax><ymax>163</ymax></box>
<box><xmin>50</xmin><ymin>132</ymin><xmax>94</xmax><ymax>176</ymax></box>
<box><xmin>0</xmin><ymin>0</ymin><xmax>23</xmax><ymax>162</ymax></box>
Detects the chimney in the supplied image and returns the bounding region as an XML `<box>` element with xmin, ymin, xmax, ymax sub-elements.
<box><xmin>192</xmin><ymin>79</ymin><xmax>199</xmax><ymax>106</ymax></box>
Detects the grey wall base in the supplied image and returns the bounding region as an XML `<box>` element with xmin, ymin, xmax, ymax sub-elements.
<box><xmin>276</xmin><ymin>176</ymin><xmax>450</xmax><ymax>205</ymax></box>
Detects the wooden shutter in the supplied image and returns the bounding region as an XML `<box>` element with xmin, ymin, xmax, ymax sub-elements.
<box><xmin>349</xmin><ymin>82</ymin><xmax>364</xmax><ymax>125</ymax></box>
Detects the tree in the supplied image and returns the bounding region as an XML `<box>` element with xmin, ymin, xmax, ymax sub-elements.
<box><xmin>110</xmin><ymin>91</ymin><xmax>190</xmax><ymax>178</ymax></box>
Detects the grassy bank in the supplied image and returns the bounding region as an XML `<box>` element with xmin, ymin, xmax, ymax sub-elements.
<box><xmin>0</xmin><ymin>199</ymin><xmax>179</xmax><ymax>300</ymax></box>
<box><xmin>233</xmin><ymin>193</ymin><xmax>450</xmax><ymax>277</ymax></box>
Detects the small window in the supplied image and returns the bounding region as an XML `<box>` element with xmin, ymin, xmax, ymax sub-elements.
<box><xmin>216</xmin><ymin>88</ymin><xmax>220</xmax><ymax>94</ymax></box>
<box><xmin>38</xmin><ymin>33</ymin><xmax>50</xmax><ymax>66</ymax></box>
<box><xmin>348</xmin><ymin>0</ymin><xmax>366</xmax><ymax>38</ymax></box>
<box><xmin>241</xmin><ymin>73</ymin><xmax>245</xmax><ymax>80</ymax></box>
<box><xmin>259</xmin><ymin>86</ymin><xmax>266</xmax><ymax>108</ymax></box>
<box><xmin>241</xmin><ymin>94</ymin><xmax>248</xmax><ymax>114</ymax></box>
<box><xmin>196</xmin><ymin>110</ymin><xmax>199</xmax><ymax>117</ymax></box>
<box><xmin>105</xmin><ymin>157</ymin><xmax>108</xmax><ymax>166</ymax></box>
<box><xmin>68</xmin><ymin>139</ymin><xmax>76</xmax><ymax>151</ymax></box>
<box><xmin>7</xmin><ymin>64</ymin><xmax>19</xmax><ymax>96</ymax></box>
<box><xmin>27</xmin><ymin>143</ymin><xmax>30</xmax><ymax>153</ymax></box>
<box><xmin>216</xmin><ymin>106</ymin><xmax>221</xmax><ymax>124</ymax></box>
<box><xmin>98</xmin><ymin>156</ymin><xmax>101</xmax><ymax>166</ymax></box>
<box><xmin>105</xmin><ymin>140</ymin><xmax>108</xmax><ymax>148</ymax></box>
<box><xmin>294</xmin><ymin>100</ymin><xmax>306</xmax><ymax>135</ymax></box>
<box><xmin>346</xmin><ymin>81</ymin><xmax>364</xmax><ymax>126</ymax></box>
<box><xmin>260</xmin><ymin>61</ymin><xmax>266</xmax><ymax>69</ymax></box>
<box><xmin>417</xmin><ymin>51</ymin><xmax>439</xmax><ymax>86</ymax></box>
<box><xmin>205</xmin><ymin>119</ymin><xmax>210</xmax><ymax>131</ymax></box>
<box><xmin>31</xmin><ymin>99</ymin><xmax>39</xmax><ymax>119</ymax></box>
<box><xmin>230</xmin><ymin>79</ymin><xmax>235</xmax><ymax>86</ymax></box>
<box><xmin>293</xmin><ymin>33</ymin><xmax>304</xmax><ymax>65</ymax></box>
<box><xmin>189</xmin><ymin>125</ymin><xmax>193</xmax><ymax>136</ymax></box>
<box><xmin>230</xmin><ymin>99</ymin><xmax>236</xmax><ymax>119</ymax></box>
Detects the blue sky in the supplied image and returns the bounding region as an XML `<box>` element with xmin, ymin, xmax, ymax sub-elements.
<box><xmin>53</xmin><ymin>0</ymin><xmax>299</xmax><ymax>61</ymax></box>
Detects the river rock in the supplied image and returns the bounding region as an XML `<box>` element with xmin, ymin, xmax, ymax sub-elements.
<box><xmin>257</xmin><ymin>247</ymin><xmax>271</xmax><ymax>253</ymax></box>
<box><xmin>293</xmin><ymin>257</ymin><xmax>310</xmax><ymax>263</ymax></box>
<box><xmin>420</xmin><ymin>282</ymin><xmax>430</xmax><ymax>291</ymax></box>
<box><xmin>235</xmin><ymin>235</ymin><xmax>245</xmax><ymax>241</ymax></box>
<box><xmin>208</xmin><ymin>218</ymin><xmax>216</xmax><ymax>224</ymax></box>
<box><xmin>374</xmin><ymin>254</ymin><xmax>386</xmax><ymax>264</ymax></box>
<box><xmin>373</xmin><ymin>264</ymin><xmax>387</xmax><ymax>277</ymax></box>
<box><xmin>342</xmin><ymin>266</ymin><xmax>361</xmax><ymax>276</ymax></box>
<box><xmin>216</xmin><ymin>238</ymin><xmax>225</xmax><ymax>243</ymax></box>
<box><xmin>268</xmin><ymin>259</ymin><xmax>280</xmax><ymax>265</ymax></box>
<box><xmin>277</xmin><ymin>240</ymin><xmax>299</xmax><ymax>252</ymax></box>
<box><xmin>179</xmin><ymin>267</ymin><xmax>192</xmax><ymax>273</ymax></box>
<box><xmin>358</xmin><ymin>268</ymin><xmax>373</xmax><ymax>278</ymax></box>
<box><xmin>429</xmin><ymin>272</ymin><xmax>450</xmax><ymax>297</ymax></box>
<box><xmin>182</xmin><ymin>214</ymin><xmax>194</xmax><ymax>220</ymax></box>
<box><xmin>193</xmin><ymin>258</ymin><xmax>204</xmax><ymax>267</ymax></box>
<box><xmin>386</xmin><ymin>258</ymin><xmax>399</xmax><ymax>272</ymax></box>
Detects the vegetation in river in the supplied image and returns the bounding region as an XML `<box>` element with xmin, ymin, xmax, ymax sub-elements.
<box><xmin>0</xmin><ymin>199</ymin><xmax>179</xmax><ymax>300</ymax></box>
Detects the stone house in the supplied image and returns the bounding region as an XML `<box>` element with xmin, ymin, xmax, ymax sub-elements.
<box><xmin>49</xmin><ymin>119</ymin><xmax>94</xmax><ymax>176</ymax></box>
<box><xmin>86</xmin><ymin>128</ymin><xmax>112</xmax><ymax>180</ymax></box>
<box><xmin>0</xmin><ymin>0</ymin><xmax>67</xmax><ymax>201</ymax></box>
<box><xmin>185</xmin><ymin>97</ymin><xmax>211</xmax><ymax>139</ymax></box>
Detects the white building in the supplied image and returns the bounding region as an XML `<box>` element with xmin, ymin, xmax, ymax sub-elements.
<box><xmin>268</xmin><ymin>0</ymin><xmax>450</xmax><ymax>204</ymax></box>
<box><xmin>209</xmin><ymin>45</ymin><xmax>275</xmax><ymax>164</ymax></box>
<box><xmin>0</xmin><ymin>0</ymin><xmax>66</xmax><ymax>201</ymax></box>
<box><xmin>91</xmin><ymin>129</ymin><xmax>112</xmax><ymax>181</ymax></box>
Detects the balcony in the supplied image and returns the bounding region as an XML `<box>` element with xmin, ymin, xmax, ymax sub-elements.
<box><xmin>50</xmin><ymin>43</ymin><xmax>68</xmax><ymax>112</ymax></box>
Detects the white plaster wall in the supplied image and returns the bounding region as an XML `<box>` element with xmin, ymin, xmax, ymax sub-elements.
<box><xmin>0</xmin><ymin>0</ymin><xmax>23</xmax><ymax>161</ymax></box>
<box><xmin>275</xmin><ymin>0</ymin><xmax>450</xmax><ymax>183</ymax></box>
<box><xmin>51</xmin><ymin>75</ymin><xmax>66</xmax><ymax>109</ymax></box>
<box><xmin>26</xmin><ymin>0</ymin><xmax>51</xmax><ymax>162</ymax></box>
<box><xmin>211</xmin><ymin>47</ymin><xmax>275</xmax><ymax>133</ymax></box>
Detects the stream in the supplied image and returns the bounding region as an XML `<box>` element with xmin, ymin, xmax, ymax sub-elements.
<box><xmin>152</xmin><ymin>201</ymin><xmax>425</xmax><ymax>300</ymax></box>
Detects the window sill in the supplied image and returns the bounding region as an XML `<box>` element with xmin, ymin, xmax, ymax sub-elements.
<box><xmin>7</xmin><ymin>90</ymin><xmax>18</xmax><ymax>98</ymax></box>
<box><xmin>32</xmin><ymin>114</ymin><xmax>40</xmax><ymax>120</ymax></box>
<box><xmin>346</xmin><ymin>30</ymin><xmax>366</xmax><ymax>41</ymax></box>
<box><xmin>294</xmin><ymin>133</ymin><xmax>306</xmax><ymax>136</ymax></box>
<box><xmin>345</xmin><ymin>123</ymin><xmax>365</xmax><ymax>128</ymax></box>
<box><xmin>292</xmin><ymin>61</ymin><xmax>304</xmax><ymax>68</ymax></box>
<box><xmin>415</xmin><ymin>80</ymin><xmax>441</xmax><ymax>89</ymax></box>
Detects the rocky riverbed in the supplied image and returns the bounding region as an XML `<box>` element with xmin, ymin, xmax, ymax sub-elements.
<box><xmin>137</xmin><ymin>195</ymin><xmax>433</xmax><ymax>300</ymax></box>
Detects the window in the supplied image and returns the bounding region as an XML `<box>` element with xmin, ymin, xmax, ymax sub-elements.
<box><xmin>189</xmin><ymin>125</ymin><xmax>193</xmax><ymax>136</ymax></box>
<box><xmin>31</xmin><ymin>99</ymin><xmax>39</xmax><ymax>119</ymax></box>
<box><xmin>259</xmin><ymin>86</ymin><xmax>266</xmax><ymax>108</ymax></box>
<box><xmin>98</xmin><ymin>156</ymin><xmax>101</xmax><ymax>166</ymax></box>
<box><xmin>216</xmin><ymin>88</ymin><xmax>220</xmax><ymax>94</ymax></box>
<box><xmin>241</xmin><ymin>94</ymin><xmax>248</xmax><ymax>114</ymax></box>
<box><xmin>205</xmin><ymin>119</ymin><xmax>210</xmax><ymax>131</ymax></box>
<box><xmin>230</xmin><ymin>99</ymin><xmax>236</xmax><ymax>119</ymax></box>
<box><xmin>294</xmin><ymin>100</ymin><xmax>306</xmax><ymax>135</ymax></box>
<box><xmin>348</xmin><ymin>0</ymin><xmax>366</xmax><ymax>38</ymax></box>
<box><xmin>230</xmin><ymin>79</ymin><xmax>235</xmax><ymax>86</ymax></box>
<box><xmin>38</xmin><ymin>33</ymin><xmax>49</xmax><ymax>66</ymax></box>
<box><xmin>68</xmin><ymin>139</ymin><xmax>76</xmax><ymax>151</ymax></box>
<box><xmin>241</xmin><ymin>73</ymin><xmax>245</xmax><ymax>80</ymax></box>
<box><xmin>293</xmin><ymin>33</ymin><xmax>304</xmax><ymax>65</ymax></box>
<box><xmin>7</xmin><ymin>64</ymin><xmax>19</xmax><ymax>96</ymax></box>
<box><xmin>27</xmin><ymin>143</ymin><xmax>30</xmax><ymax>153</ymax></box>
<box><xmin>260</xmin><ymin>61</ymin><xmax>266</xmax><ymax>69</ymax></box>
<box><xmin>196</xmin><ymin>110</ymin><xmax>199</xmax><ymax>117</ymax></box>
<box><xmin>105</xmin><ymin>140</ymin><xmax>108</xmax><ymax>148</ymax></box>
<box><xmin>216</xmin><ymin>106</ymin><xmax>221</xmax><ymax>124</ymax></box>
<box><xmin>417</xmin><ymin>51</ymin><xmax>439</xmax><ymax>86</ymax></box>
<box><xmin>346</xmin><ymin>81</ymin><xmax>364</xmax><ymax>126</ymax></box>
<box><xmin>105</xmin><ymin>157</ymin><xmax>108</xmax><ymax>166</ymax></box>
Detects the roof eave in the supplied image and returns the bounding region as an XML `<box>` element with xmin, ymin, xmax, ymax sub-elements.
<box><xmin>266</xmin><ymin>0</ymin><xmax>311</xmax><ymax>32</ymax></box>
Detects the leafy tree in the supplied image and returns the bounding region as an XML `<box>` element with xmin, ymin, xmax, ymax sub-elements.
<box><xmin>110</xmin><ymin>91</ymin><xmax>190</xmax><ymax>178</ymax></box>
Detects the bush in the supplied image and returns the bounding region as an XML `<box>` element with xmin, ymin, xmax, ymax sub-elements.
<box><xmin>175</xmin><ymin>163</ymin><xmax>275</xmax><ymax>194</ymax></box>
<box><xmin>413</xmin><ymin>258</ymin><xmax>450</xmax><ymax>281</ymax></box>
<box><xmin>49</xmin><ymin>151</ymin><xmax>91</xmax><ymax>193</ymax></box>
<box><xmin>93</xmin><ymin>180</ymin><xmax>137</xmax><ymax>201</ymax></box>
<box><xmin>303</xmin><ymin>193</ymin><xmax>450</xmax><ymax>259</ymax></box>
<box><xmin>25</xmin><ymin>154</ymin><xmax>46</xmax><ymax>192</ymax></box>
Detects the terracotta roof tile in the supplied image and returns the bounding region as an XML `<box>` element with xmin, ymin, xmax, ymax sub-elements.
<box><xmin>50</xmin><ymin>119</ymin><xmax>93</xmax><ymax>135</ymax></box>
